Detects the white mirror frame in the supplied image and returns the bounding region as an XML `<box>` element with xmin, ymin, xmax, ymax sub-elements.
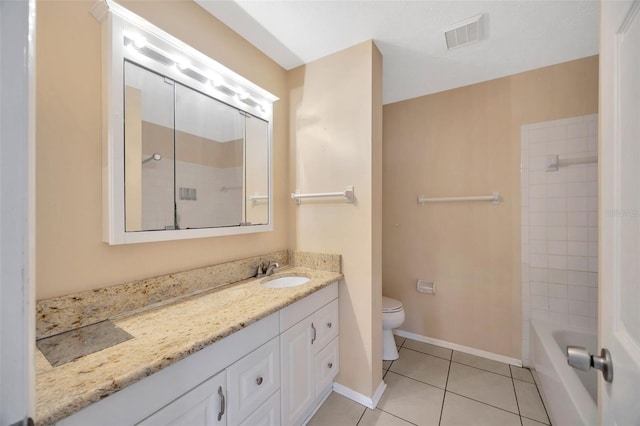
<box><xmin>91</xmin><ymin>0</ymin><xmax>277</xmax><ymax>245</ymax></box>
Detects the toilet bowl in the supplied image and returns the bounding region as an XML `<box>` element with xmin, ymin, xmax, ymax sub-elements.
<box><xmin>382</xmin><ymin>296</ymin><xmax>405</xmax><ymax>361</ymax></box>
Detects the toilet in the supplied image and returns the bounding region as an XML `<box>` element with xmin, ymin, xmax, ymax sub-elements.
<box><xmin>382</xmin><ymin>296</ymin><xmax>405</xmax><ymax>361</ymax></box>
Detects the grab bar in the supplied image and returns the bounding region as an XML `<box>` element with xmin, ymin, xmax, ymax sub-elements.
<box><xmin>417</xmin><ymin>191</ymin><xmax>500</xmax><ymax>206</ymax></box>
<box><xmin>291</xmin><ymin>185</ymin><xmax>354</xmax><ymax>205</ymax></box>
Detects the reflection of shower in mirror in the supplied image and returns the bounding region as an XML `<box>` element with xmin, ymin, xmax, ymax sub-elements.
<box><xmin>142</xmin><ymin>152</ymin><xmax>162</xmax><ymax>164</ymax></box>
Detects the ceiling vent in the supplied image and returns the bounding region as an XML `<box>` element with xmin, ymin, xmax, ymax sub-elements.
<box><xmin>444</xmin><ymin>14</ymin><xmax>484</xmax><ymax>50</ymax></box>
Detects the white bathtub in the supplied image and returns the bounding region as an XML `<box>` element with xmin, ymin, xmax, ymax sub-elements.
<box><xmin>530</xmin><ymin>320</ymin><xmax>598</xmax><ymax>426</ymax></box>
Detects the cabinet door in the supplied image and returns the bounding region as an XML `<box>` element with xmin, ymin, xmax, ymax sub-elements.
<box><xmin>227</xmin><ymin>337</ymin><xmax>279</xmax><ymax>424</ymax></box>
<box><xmin>315</xmin><ymin>337</ymin><xmax>339</xmax><ymax>396</ymax></box>
<box><xmin>238</xmin><ymin>391</ymin><xmax>280</xmax><ymax>426</ymax></box>
<box><xmin>138</xmin><ymin>370</ymin><xmax>227</xmax><ymax>426</ymax></box>
<box><xmin>280</xmin><ymin>317</ymin><xmax>314</xmax><ymax>425</ymax></box>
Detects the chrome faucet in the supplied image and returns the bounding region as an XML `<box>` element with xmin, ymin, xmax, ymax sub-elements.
<box><xmin>254</xmin><ymin>263</ymin><xmax>266</xmax><ymax>277</ymax></box>
<box><xmin>265</xmin><ymin>262</ymin><xmax>280</xmax><ymax>276</ymax></box>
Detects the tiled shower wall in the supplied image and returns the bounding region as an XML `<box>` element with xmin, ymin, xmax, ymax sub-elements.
<box><xmin>521</xmin><ymin>114</ymin><xmax>598</xmax><ymax>364</ymax></box>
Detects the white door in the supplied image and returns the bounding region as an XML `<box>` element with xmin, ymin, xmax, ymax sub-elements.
<box><xmin>0</xmin><ymin>0</ymin><xmax>36</xmax><ymax>424</ymax></box>
<box><xmin>599</xmin><ymin>0</ymin><xmax>640</xmax><ymax>424</ymax></box>
<box><xmin>280</xmin><ymin>317</ymin><xmax>314</xmax><ymax>426</ymax></box>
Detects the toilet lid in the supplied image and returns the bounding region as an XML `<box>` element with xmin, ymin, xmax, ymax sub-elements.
<box><xmin>382</xmin><ymin>296</ymin><xmax>403</xmax><ymax>313</ymax></box>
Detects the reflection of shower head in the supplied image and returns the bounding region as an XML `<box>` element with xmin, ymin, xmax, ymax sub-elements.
<box><xmin>142</xmin><ymin>152</ymin><xmax>162</xmax><ymax>164</ymax></box>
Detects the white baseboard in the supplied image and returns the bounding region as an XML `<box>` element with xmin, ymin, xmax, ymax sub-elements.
<box><xmin>332</xmin><ymin>380</ymin><xmax>387</xmax><ymax>410</ymax></box>
<box><xmin>394</xmin><ymin>329</ymin><xmax>523</xmax><ymax>367</ymax></box>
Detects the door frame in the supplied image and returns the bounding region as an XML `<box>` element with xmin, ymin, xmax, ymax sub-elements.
<box><xmin>0</xmin><ymin>0</ymin><xmax>36</xmax><ymax>423</ymax></box>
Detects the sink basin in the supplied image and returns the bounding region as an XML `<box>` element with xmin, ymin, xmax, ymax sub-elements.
<box><xmin>262</xmin><ymin>276</ymin><xmax>310</xmax><ymax>288</ymax></box>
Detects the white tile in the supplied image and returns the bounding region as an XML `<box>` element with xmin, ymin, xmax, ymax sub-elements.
<box><xmin>529</xmin><ymin>184</ymin><xmax>547</xmax><ymax>199</ymax></box>
<box><xmin>521</xmin><ymin>266</ymin><xmax>530</xmax><ymax>282</ymax></box>
<box><xmin>531</xmin><ymin>309</ymin><xmax>549</xmax><ymax>320</ymax></box>
<box><xmin>358</xmin><ymin>409</ymin><xmax>413</xmax><ymax>426</ymax></box>
<box><xmin>522</xmin><ymin>230</ymin><xmax>530</xmax><ymax>245</ymax></box>
<box><xmin>566</xmin><ymin>138</ymin><xmax>588</xmax><ymax>154</ymax></box>
<box><xmin>588</xmin><ymin>242</ymin><xmax>598</xmax><ymax>257</ymax></box>
<box><xmin>589</xmin><ymin>256</ymin><xmax>598</xmax><ymax>272</ymax></box>
<box><xmin>567</xmin><ymin>122</ymin><xmax>588</xmax><ymax>139</ymax></box>
<box><xmin>569</xmin><ymin>300</ymin><xmax>589</xmax><ymax>316</ymax></box>
<box><xmin>522</xmin><ymin>245</ymin><xmax>530</xmax><ymax>262</ymax></box>
<box><xmin>390</xmin><ymin>348</ymin><xmax>450</xmax><ymax>388</ymax></box>
<box><xmin>402</xmin><ymin>340</ymin><xmax>452</xmax><ymax>360</ymax></box>
<box><xmin>529</xmin><ymin>156</ymin><xmax>549</xmax><ymax>171</ymax></box>
<box><xmin>447</xmin><ymin>363</ymin><xmax>518</xmax><ymax>413</ymax></box>
<box><xmin>587</xmin><ymin>196</ymin><xmax>598</xmax><ymax>211</ymax></box>
<box><xmin>530</xmin><ymin>254</ymin><xmax>547</xmax><ymax>268</ymax></box>
<box><xmin>522</xmin><ymin>210</ymin><xmax>530</xmax><ymax>226</ymax></box>
<box><xmin>568</xmin><ymin>212</ymin><xmax>588</xmax><ymax>227</ymax></box>
<box><xmin>530</xmin><ymin>282</ymin><xmax>548</xmax><ymax>296</ymax></box>
<box><xmin>589</xmin><ymin>302</ymin><xmax>598</xmax><ymax>318</ymax></box>
<box><xmin>589</xmin><ymin>316</ymin><xmax>598</xmax><ymax>329</ymax></box>
<box><xmin>547</xmin><ymin>183</ymin><xmax>567</xmax><ymax>198</ymax></box>
<box><xmin>452</xmin><ymin>352</ymin><xmax>511</xmax><ymax>377</ymax></box>
<box><xmin>546</xmin><ymin>168</ymin><xmax>567</xmax><ymax>183</ymax></box>
<box><xmin>522</xmin><ymin>187</ymin><xmax>530</xmax><ymax>206</ymax></box>
<box><xmin>529</xmin><ymin>213</ymin><xmax>547</xmax><ymax>227</ymax></box>
<box><xmin>440</xmin><ymin>392</ymin><xmax>521</xmax><ymax>426</ymax></box>
<box><xmin>567</xmin><ymin>197</ymin><xmax>588</xmax><ymax>212</ymax></box>
<box><xmin>528</xmin><ymin>127</ymin><xmax>550</xmax><ymax>143</ymax></box>
<box><xmin>566</xmin><ymin>166</ymin><xmax>588</xmax><ymax>182</ymax></box>
<box><xmin>588</xmin><ymin>272</ymin><xmax>598</xmax><ymax>287</ymax></box>
<box><xmin>548</xmin><ymin>125</ymin><xmax>567</xmax><ymax>141</ymax></box>
<box><xmin>548</xmin><ymin>283</ymin><xmax>568</xmax><ymax>299</ymax></box>
<box><xmin>308</xmin><ymin>392</ymin><xmax>365</xmax><ymax>426</ymax></box>
<box><xmin>568</xmin><ymin>285</ymin><xmax>589</xmax><ymax>302</ymax></box>
<box><xmin>569</xmin><ymin>315</ymin><xmax>591</xmax><ymax>329</ymax></box>
<box><xmin>567</xmin><ymin>182</ymin><xmax>588</xmax><ymax>197</ymax></box>
<box><xmin>529</xmin><ymin>226</ymin><xmax>547</xmax><ymax>240</ymax></box>
<box><xmin>511</xmin><ymin>366</ymin><xmax>535</xmax><ymax>383</ymax></box>
<box><xmin>530</xmin><ymin>240</ymin><xmax>547</xmax><ymax>254</ymax></box>
<box><xmin>529</xmin><ymin>198</ymin><xmax>546</xmax><ymax>212</ymax></box>
<box><xmin>513</xmin><ymin>380</ymin><xmax>550</xmax><ymax>424</ymax></box>
<box><xmin>588</xmin><ymin>212</ymin><xmax>598</xmax><ymax>227</ymax></box>
<box><xmin>547</xmin><ymin>197</ymin><xmax>567</xmax><ymax>212</ymax></box>
<box><xmin>522</xmin><ymin>417</ymin><xmax>549</xmax><ymax>426</ymax></box>
<box><xmin>548</xmin><ymin>255</ymin><xmax>567</xmax><ymax>270</ymax></box>
<box><xmin>588</xmin><ymin>180</ymin><xmax>598</xmax><ymax>197</ymax></box>
<box><xmin>567</xmin><ymin>256</ymin><xmax>589</xmax><ymax>271</ymax></box>
<box><xmin>531</xmin><ymin>295</ymin><xmax>548</xmax><ymax>310</ymax></box>
<box><xmin>588</xmin><ymin>287</ymin><xmax>599</xmax><ymax>303</ymax></box>
<box><xmin>530</xmin><ymin>267</ymin><xmax>548</xmax><ymax>282</ymax></box>
<box><xmin>547</xmin><ymin>241</ymin><xmax>567</xmax><ymax>255</ymax></box>
<box><xmin>568</xmin><ymin>270</ymin><xmax>589</xmax><ymax>286</ymax></box>
<box><xmin>529</xmin><ymin>171</ymin><xmax>546</xmax><ymax>184</ymax></box>
<box><xmin>588</xmin><ymin>227</ymin><xmax>598</xmax><ymax>242</ymax></box>
<box><xmin>568</xmin><ymin>241</ymin><xmax>589</xmax><ymax>256</ymax></box>
<box><xmin>588</xmin><ymin>137</ymin><xmax>597</xmax><ymax>152</ymax></box>
<box><xmin>549</xmin><ymin>297</ymin><xmax>568</xmax><ymax>313</ymax></box>
<box><xmin>587</xmin><ymin>165</ymin><xmax>598</xmax><ymax>181</ymax></box>
<box><xmin>548</xmin><ymin>227</ymin><xmax>567</xmax><ymax>241</ymax></box>
<box><xmin>567</xmin><ymin>226</ymin><xmax>588</xmax><ymax>242</ymax></box>
<box><xmin>548</xmin><ymin>269</ymin><xmax>567</xmax><ymax>284</ymax></box>
<box><xmin>549</xmin><ymin>312</ymin><xmax>569</xmax><ymax>325</ymax></box>
<box><xmin>547</xmin><ymin>212</ymin><xmax>567</xmax><ymax>227</ymax></box>
<box><xmin>377</xmin><ymin>372</ymin><xmax>444</xmax><ymax>426</ymax></box>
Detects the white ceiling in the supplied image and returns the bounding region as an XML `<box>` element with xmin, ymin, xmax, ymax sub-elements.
<box><xmin>196</xmin><ymin>0</ymin><xmax>600</xmax><ymax>105</ymax></box>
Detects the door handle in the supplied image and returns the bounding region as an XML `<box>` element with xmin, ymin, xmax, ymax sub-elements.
<box><xmin>567</xmin><ymin>346</ymin><xmax>613</xmax><ymax>383</ymax></box>
<box><xmin>217</xmin><ymin>385</ymin><xmax>225</xmax><ymax>421</ymax></box>
<box><xmin>311</xmin><ymin>323</ymin><xmax>317</xmax><ymax>344</ymax></box>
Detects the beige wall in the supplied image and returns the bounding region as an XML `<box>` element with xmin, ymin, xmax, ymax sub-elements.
<box><xmin>288</xmin><ymin>41</ymin><xmax>383</xmax><ymax>397</ymax></box>
<box><xmin>36</xmin><ymin>0</ymin><xmax>288</xmax><ymax>299</ymax></box>
<box><xmin>382</xmin><ymin>56</ymin><xmax>598</xmax><ymax>359</ymax></box>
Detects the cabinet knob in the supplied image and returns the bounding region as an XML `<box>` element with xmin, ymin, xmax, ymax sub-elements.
<box><xmin>328</xmin><ymin>362</ymin><xmax>333</xmax><ymax>369</ymax></box>
<box><xmin>327</xmin><ymin>322</ymin><xmax>332</xmax><ymax>328</ymax></box>
<box><xmin>256</xmin><ymin>376</ymin><xmax>263</xmax><ymax>385</ymax></box>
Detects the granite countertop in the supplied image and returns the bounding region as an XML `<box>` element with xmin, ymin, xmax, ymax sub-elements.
<box><xmin>35</xmin><ymin>266</ymin><xmax>342</xmax><ymax>425</ymax></box>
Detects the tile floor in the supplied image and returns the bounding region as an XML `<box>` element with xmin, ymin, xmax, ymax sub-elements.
<box><xmin>308</xmin><ymin>336</ymin><xmax>550</xmax><ymax>426</ymax></box>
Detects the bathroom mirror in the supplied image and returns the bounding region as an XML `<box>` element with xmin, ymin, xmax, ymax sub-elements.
<box><xmin>94</xmin><ymin>0</ymin><xmax>277</xmax><ymax>244</ymax></box>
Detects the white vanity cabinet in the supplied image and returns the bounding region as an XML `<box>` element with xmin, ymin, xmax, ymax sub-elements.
<box><xmin>280</xmin><ymin>289</ymin><xmax>339</xmax><ymax>425</ymax></box>
<box><xmin>58</xmin><ymin>283</ymin><xmax>339</xmax><ymax>426</ymax></box>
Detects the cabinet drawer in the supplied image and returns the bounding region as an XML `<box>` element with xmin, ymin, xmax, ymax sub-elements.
<box><xmin>312</xmin><ymin>299</ymin><xmax>339</xmax><ymax>352</ymax></box>
<box><xmin>227</xmin><ymin>337</ymin><xmax>280</xmax><ymax>424</ymax></box>
<box><xmin>238</xmin><ymin>390</ymin><xmax>280</xmax><ymax>426</ymax></box>
<box><xmin>314</xmin><ymin>337</ymin><xmax>339</xmax><ymax>396</ymax></box>
<box><xmin>137</xmin><ymin>370</ymin><xmax>226</xmax><ymax>426</ymax></box>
